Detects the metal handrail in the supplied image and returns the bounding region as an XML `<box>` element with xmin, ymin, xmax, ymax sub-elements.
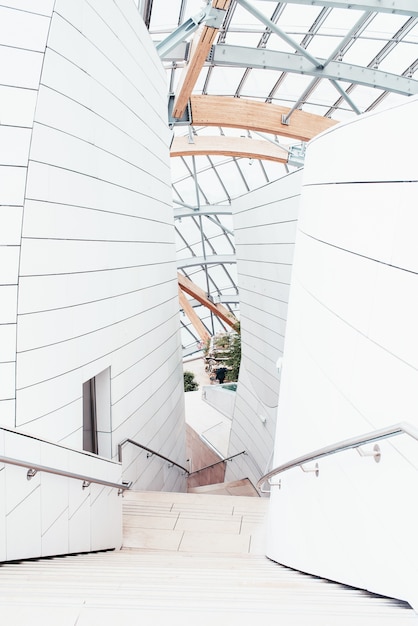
<box><xmin>118</xmin><ymin>438</ymin><xmax>190</xmax><ymax>474</ymax></box>
<box><xmin>189</xmin><ymin>450</ymin><xmax>246</xmax><ymax>476</ymax></box>
<box><xmin>256</xmin><ymin>421</ymin><xmax>418</xmax><ymax>491</ymax></box>
<box><xmin>0</xmin><ymin>454</ymin><xmax>131</xmax><ymax>492</ymax></box>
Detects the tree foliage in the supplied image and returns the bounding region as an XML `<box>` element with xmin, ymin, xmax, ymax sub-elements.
<box><xmin>225</xmin><ymin>322</ymin><xmax>241</xmax><ymax>382</ymax></box>
<box><xmin>183</xmin><ymin>370</ymin><xmax>199</xmax><ymax>392</ymax></box>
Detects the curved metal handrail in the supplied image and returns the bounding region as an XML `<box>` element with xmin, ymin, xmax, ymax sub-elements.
<box><xmin>0</xmin><ymin>454</ymin><xmax>131</xmax><ymax>492</ymax></box>
<box><xmin>118</xmin><ymin>439</ymin><xmax>190</xmax><ymax>474</ymax></box>
<box><xmin>256</xmin><ymin>421</ymin><xmax>418</xmax><ymax>492</ymax></box>
<box><xmin>188</xmin><ymin>450</ymin><xmax>246</xmax><ymax>476</ymax></box>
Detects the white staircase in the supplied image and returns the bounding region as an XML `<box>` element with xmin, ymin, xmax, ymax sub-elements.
<box><xmin>0</xmin><ymin>490</ymin><xmax>417</xmax><ymax>625</ymax></box>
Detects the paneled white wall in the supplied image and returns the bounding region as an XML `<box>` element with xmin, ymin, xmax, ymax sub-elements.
<box><xmin>267</xmin><ymin>96</ymin><xmax>418</xmax><ymax>609</ymax></box>
<box><xmin>225</xmin><ymin>170</ymin><xmax>303</xmax><ymax>487</ymax></box>
<box><xmin>0</xmin><ymin>1</ymin><xmax>52</xmax><ymax>427</ymax></box>
<box><xmin>0</xmin><ymin>0</ymin><xmax>186</xmax><ymax>560</ymax></box>
<box><xmin>0</xmin><ymin>427</ymin><xmax>122</xmax><ymax>561</ymax></box>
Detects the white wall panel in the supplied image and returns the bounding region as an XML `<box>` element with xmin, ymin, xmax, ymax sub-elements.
<box><xmin>25</xmin><ymin>160</ymin><xmax>171</xmax><ymax>219</ymax></box>
<box><xmin>0</xmin><ymin>247</ymin><xmax>19</xmax><ymax>284</ymax></box>
<box><xmin>0</xmin><ymin>325</ymin><xmax>16</xmax><ymax>362</ymax></box>
<box><xmin>0</xmin><ymin>47</ymin><xmax>43</xmax><ymax>89</ymax></box>
<box><xmin>17</xmin><ymin>283</ymin><xmax>177</xmax><ymax>351</ymax></box>
<box><xmin>225</xmin><ymin>170</ymin><xmax>303</xmax><ymax>487</ymax></box>
<box><xmin>0</xmin><ymin>86</ymin><xmax>37</xmax><ymax>127</ymax></box>
<box><xmin>0</xmin><ymin>127</ymin><xmax>31</xmax><ymax>166</ymax></box>
<box><xmin>0</xmin><ymin>364</ymin><xmax>15</xmax><ymax>400</ymax></box>
<box><xmin>29</xmin><ymin>122</ymin><xmax>170</xmax><ymax>197</ymax></box>
<box><xmin>0</xmin><ymin>6</ymin><xmax>50</xmax><ymax>50</ymax></box>
<box><xmin>1</xmin><ymin>0</ymin><xmax>186</xmax><ymax>563</ymax></box>
<box><xmin>0</xmin><ymin>287</ymin><xmax>17</xmax><ymax>324</ymax></box>
<box><xmin>2</xmin><ymin>1</ymin><xmax>54</xmax><ymax>14</ymax></box>
<box><xmin>22</xmin><ymin>201</ymin><xmax>174</xmax><ymax>242</ymax></box>
<box><xmin>303</xmin><ymin>98</ymin><xmax>418</xmax><ymax>185</ymax></box>
<box><xmin>19</xmin><ymin>240</ymin><xmax>175</xmax><ymax>275</ymax></box>
<box><xmin>0</xmin><ymin>167</ymin><xmax>26</xmax><ymax>205</ymax></box>
<box><xmin>0</xmin><ymin>207</ymin><xmax>23</xmax><ymax>245</ymax></box>
<box><xmin>17</xmin><ymin>264</ymin><xmax>174</xmax><ymax>313</ymax></box>
<box><xmin>267</xmin><ymin>96</ymin><xmax>418</xmax><ymax>610</ymax></box>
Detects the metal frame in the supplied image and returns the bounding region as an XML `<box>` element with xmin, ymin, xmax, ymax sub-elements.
<box><xmin>177</xmin><ymin>253</ymin><xmax>236</xmax><ymax>269</ymax></box>
<box><xmin>211</xmin><ymin>45</ymin><xmax>418</xmax><ymax>97</ymax></box>
<box><xmin>258</xmin><ymin>0</ymin><xmax>418</xmax><ymax>17</ymax></box>
<box><xmin>0</xmin><ymin>454</ymin><xmax>131</xmax><ymax>493</ymax></box>
<box><xmin>257</xmin><ymin>421</ymin><xmax>418</xmax><ymax>492</ymax></box>
<box><xmin>150</xmin><ymin>1</ymin><xmax>418</xmax><ymax>348</ymax></box>
<box><xmin>118</xmin><ymin>438</ymin><xmax>190</xmax><ymax>474</ymax></box>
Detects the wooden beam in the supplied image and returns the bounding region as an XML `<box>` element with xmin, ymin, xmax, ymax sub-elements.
<box><xmin>178</xmin><ymin>273</ymin><xmax>238</xmax><ymax>330</ymax></box>
<box><xmin>172</xmin><ymin>0</ymin><xmax>231</xmax><ymax>119</ymax></box>
<box><xmin>178</xmin><ymin>287</ymin><xmax>211</xmax><ymax>344</ymax></box>
<box><xmin>171</xmin><ymin>135</ymin><xmax>288</xmax><ymax>162</ymax></box>
<box><xmin>190</xmin><ymin>95</ymin><xmax>337</xmax><ymax>142</ymax></box>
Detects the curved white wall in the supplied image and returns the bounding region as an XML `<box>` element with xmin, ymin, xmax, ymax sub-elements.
<box><xmin>225</xmin><ymin>170</ymin><xmax>302</xmax><ymax>486</ymax></box>
<box><xmin>0</xmin><ymin>0</ymin><xmax>186</xmax><ymax>561</ymax></box>
<box><xmin>267</xmin><ymin>96</ymin><xmax>418</xmax><ymax>609</ymax></box>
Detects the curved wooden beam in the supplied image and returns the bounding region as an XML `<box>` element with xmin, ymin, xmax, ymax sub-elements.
<box><xmin>178</xmin><ymin>272</ymin><xmax>238</xmax><ymax>330</ymax></box>
<box><xmin>178</xmin><ymin>287</ymin><xmax>210</xmax><ymax>344</ymax></box>
<box><xmin>190</xmin><ymin>95</ymin><xmax>337</xmax><ymax>142</ymax></box>
<box><xmin>171</xmin><ymin>135</ymin><xmax>288</xmax><ymax>162</ymax></box>
<box><xmin>173</xmin><ymin>0</ymin><xmax>232</xmax><ymax>119</ymax></box>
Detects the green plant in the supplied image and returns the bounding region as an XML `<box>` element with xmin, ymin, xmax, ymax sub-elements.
<box><xmin>202</xmin><ymin>337</ymin><xmax>211</xmax><ymax>355</ymax></box>
<box><xmin>225</xmin><ymin>323</ymin><xmax>241</xmax><ymax>382</ymax></box>
<box><xmin>183</xmin><ymin>370</ymin><xmax>199</xmax><ymax>392</ymax></box>
<box><xmin>213</xmin><ymin>333</ymin><xmax>229</xmax><ymax>349</ymax></box>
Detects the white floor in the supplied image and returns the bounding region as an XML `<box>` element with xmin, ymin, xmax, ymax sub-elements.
<box><xmin>183</xmin><ymin>356</ymin><xmax>231</xmax><ymax>457</ymax></box>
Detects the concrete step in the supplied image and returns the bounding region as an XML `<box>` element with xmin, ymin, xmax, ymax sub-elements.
<box><xmin>122</xmin><ymin>489</ymin><xmax>268</xmax><ymax>555</ymax></box>
<box><xmin>0</xmin><ymin>490</ymin><xmax>417</xmax><ymax>625</ymax></box>
<box><xmin>187</xmin><ymin>478</ymin><xmax>259</xmax><ymax>496</ymax></box>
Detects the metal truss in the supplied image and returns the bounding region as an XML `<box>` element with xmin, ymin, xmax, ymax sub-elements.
<box><xmin>211</xmin><ymin>45</ymin><xmax>418</xmax><ymax>96</ymax></box>
<box><xmin>177</xmin><ymin>254</ymin><xmax>237</xmax><ymax>269</ymax></box>
<box><xmin>258</xmin><ymin>0</ymin><xmax>418</xmax><ymax>18</ymax></box>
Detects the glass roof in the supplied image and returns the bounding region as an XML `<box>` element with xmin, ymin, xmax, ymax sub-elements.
<box><xmin>135</xmin><ymin>0</ymin><xmax>418</xmax><ymax>355</ymax></box>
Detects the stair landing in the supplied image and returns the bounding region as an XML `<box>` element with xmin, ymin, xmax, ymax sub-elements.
<box><xmin>188</xmin><ymin>477</ymin><xmax>259</xmax><ymax>496</ymax></box>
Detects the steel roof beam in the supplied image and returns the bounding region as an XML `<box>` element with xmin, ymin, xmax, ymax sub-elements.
<box><xmin>174</xmin><ymin>205</ymin><xmax>232</xmax><ymax>218</ymax></box>
<box><xmin>177</xmin><ymin>254</ymin><xmax>236</xmax><ymax>269</ymax></box>
<box><xmin>282</xmin><ymin>11</ymin><xmax>374</xmax><ymax>122</ymax></box>
<box><xmin>236</xmin><ymin>0</ymin><xmax>324</xmax><ymax>69</ymax></box>
<box><xmin>259</xmin><ymin>0</ymin><xmax>418</xmax><ymax>18</ymax></box>
<box><xmin>211</xmin><ymin>45</ymin><xmax>418</xmax><ymax>96</ymax></box>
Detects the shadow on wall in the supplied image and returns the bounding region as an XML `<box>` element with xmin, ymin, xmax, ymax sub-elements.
<box><xmin>186</xmin><ymin>424</ymin><xmax>226</xmax><ymax>488</ymax></box>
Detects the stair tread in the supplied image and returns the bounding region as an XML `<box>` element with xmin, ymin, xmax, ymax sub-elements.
<box><xmin>1</xmin><ymin>490</ymin><xmax>416</xmax><ymax>624</ymax></box>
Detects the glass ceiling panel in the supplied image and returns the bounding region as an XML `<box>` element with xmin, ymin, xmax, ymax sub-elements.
<box><xmin>240</xmin><ymin>68</ymin><xmax>288</xmax><ymax>99</ymax></box>
<box><xmin>349</xmin><ymin>85</ymin><xmax>385</xmax><ymax>110</ymax></box>
<box><xmin>379</xmin><ymin>43</ymin><xmax>418</xmax><ymax>74</ymax></box>
<box><xmin>362</xmin><ymin>13</ymin><xmax>409</xmax><ymax>39</ymax></box>
<box><xmin>222</xmin><ymin>31</ymin><xmax>261</xmax><ymax>47</ymax></box>
<box><xmin>149</xmin><ymin>1</ymin><xmax>182</xmax><ymax>31</ymax></box>
<box><xmin>145</xmin><ymin>0</ymin><xmax>418</xmax><ymax>351</ymax></box>
<box><xmin>279</xmin><ymin>4</ymin><xmax>324</xmax><ymax>35</ymax></box>
<box><xmin>275</xmin><ymin>73</ymin><xmax>321</xmax><ymax>105</ymax></box>
<box><xmin>318</xmin><ymin>7</ymin><xmax>363</xmax><ymax>34</ymax></box>
<box><xmin>342</xmin><ymin>38</ymin><xmax>390</xmax><ymax>66</ymax></box>
<box><xmin>204</xmin><ymin>67</ymin><xmax>251</xmax><ymax>95</ymax></box>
